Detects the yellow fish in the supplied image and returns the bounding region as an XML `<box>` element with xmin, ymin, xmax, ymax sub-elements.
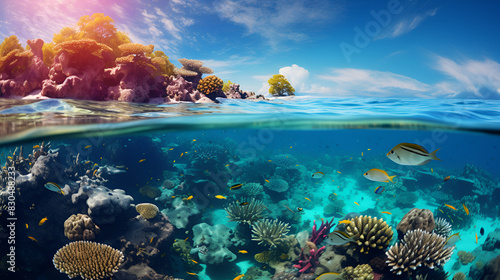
<box><xmin>180</xmin><ymin>152</ymin><xmax>184</xmax><ymax>158</ymax></box>
<box><xmin>191</xmin><ymin>259</ymin><xmax>198</xmax><ymax>264</ymax></box>
<box><xmin>234</xmin><ymin>275</ymin><xmax>245</xmax><ymax>280</ymax></box>
<box><xmin>93</xmin><ymin>169</ymin><xmax>98</xmax><ymax>176</ymax></box>
<box><xmin>84</xmin><ymin>145</ymin><xmax>91</xmax><ymax>149</ymax></box>
<box><xmin>367</xmin><ymin>148</ymin><xmax>371</xmax><ymax>150</ymax></box>
<box><xmin>304</xmin><ymin>197</ymin><xmax>311</xmax><ymax>201</ymax></box>
<box><xmin>225</xmin><ymin>164</ymin><xmax>230</xmax><ymax>167</ymax></box>
<box><xmin>169</xmin><ymin>148</ymin><xmax>174</xmax><ymax>150</ymax></box>
<box><xmin>333</xmin><ymin>193</ymin><xmax>337</xmax><ymax>196</ymax></box>
<box><xmin>193</xmin><ymin>139</ymin><xmax>196</xmax><ymax>142</ymax></box>
<box><xmin>184</xmin><ymin>237</ymin><xmax>189</xmax><ymax>241</ymax></box>
<box><xmin>438</xmin><ymin>209</ymin><xmax>444</xmax><ymax>213</ymax></box>
<box><xmin>172</xmin><ymin>196</ymin><xmax>176</xmax><ymax>198</ymax></box>
<box><xmin>33</xmin><ymin>145</ymin><xmax>40</xmax><ymax>149</ymax></box>
<box><xmin>316</xmin><ymin>272</ymin><xmax>340</xmax><ymax>279</ymax></box>
<box><xmin>150</xmin><ymin>237</ymin><xmax>154</xmax><ymax>243</ymax></box>
<box><xmin>363</xmin><ymin>168</ymin><xmax>396</xmax><ymax>183</ymax></box>
<box><xmin>265</xmin><ymin>179</ymin><xmax>270</xmax><ymax>183</ymax></box>
<box><xmin>186</xmin><ymin>195</ymin><xmax>193</xmax><ymax>200</ymax></box>
<box><xmin>39</xmin><ymin>217</ymin><xmax>48</xmax><ymax>226</ymax></box>
<box><xmin>337</xmin><ymin>171</ymin><xmax>341</xmax><ymax>174</ymax></box>
<box><xmin>463</xmin><ymin>204</ymin><xmax>469</xmax><ymax>215</ymax></box>
<box><xmin>431</xmin><ymin>168</ymin><xmax>434</xmax><ymax>173</ymax></box>
<box><xmin>354</xmin><ymin>202</ymin><xmax>360</xmax><ymax>206</ymax></box>
<box><xmin>28</xmin><ymin>236</ymin><xmax>38</xmax><ymax>243</ymax></box>
<box><xmin>381</xmin><ymin>211</ymin><xmax>392</xmax><ymax>215</ymax></box>
<box><xmin>238</xmin><ymin>250</ymin><xmax>248</xmax><ymax>254</ymax></box>
<box><xmin>290</xmin><ymin>146</ymin><xmax>293</xmax><ymax>148</ymax></box>
<box><xmin>138</xmin><ymin>159</ymin><xmax>146</xmax><ymax>163</ymax></box>
<box><xmin>215</xmin><ymin>195</ymin><xmax>227</xmax><ymax>199</ymax></box>
<box><xmin>25</xmin><ymin>223</ymin><xmax>28</xmax><ymax>229</ymax></box>
<box><xmin>361</xmin><ymin>152</ymin><xmax>363</xmax><ymax>157</ymax></box>
<box><xmin>187</xmin><ymin>272</ymin><xmax>197</xmax><ymax>276</ymax></box>
<box><xmin>445</xmin><ymin>204</ymin><xmax>457</xmax><ymax>211</ymax></box>
<box><xmin>387</xmin><ymin>143</ymin><xmax>441</xmax><ymax>166</ymax></box>
<box><xmin>268</xmin><ymin>160</ymin><xmax>272</xmax><ymax>162</ymax></box>
<box><xmin>476</xmin><ymin>233</ymin><xmax>478</xmax><ymax>244</ymax></box>
<box><xmin>338</xmin><ymin>220</ymin><xmax>351</xmax><ymax>224</ymax></box>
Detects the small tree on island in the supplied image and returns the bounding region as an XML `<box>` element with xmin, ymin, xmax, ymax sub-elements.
<box><xmin>268</xmin><ymin>74</ymin><xmax>295</xmax><ymax>96</ymax></box>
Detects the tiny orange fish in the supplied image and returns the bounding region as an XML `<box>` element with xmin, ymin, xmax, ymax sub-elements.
<box><xmin>184</xmin><ymin>237</ymin><xmax>189</xmax><ymax>241</ymax></box>
<box><xmin>191</xmin><ymin>259</ymin><xmax>198</xmax><ymax>264</ymax></box>
<box><xmin>180</xmin><ymin>152</ymin><xmax>184</xmax><ymax>158</ymax></box>
<box><xmin>268</xmin><ymin>160</ymin><xmax>272</xmax><ymax>162</ymax></box>
<box><xmin>33</xmin><ymin>145</ymin><xmax>40</xmax><ymax>149</ymax></box>
<box><xmin>381</xmin><ymin>211</ymin><xmax>392</xmax><ymax>215</ymax></box>
<box><xmin>463</xmin><ymin>204</ymin><xmax>469</xmax><ymax>215</ymax></box>
<box><xmin>84</xmin><ymin>145</ymin><xmax>91</xmax><ymax>149</ymax></box>
<box><xmin>338</xmin><ymin>220</ymin><xmax>351</xmax><ymax>224</ymax></box>
<box><xmin>304</xmin><ymin>197</ymin><xmax>311</xmax><ymax>201</ymax></box>
<box><xmin>234</xmin><ymin>275</ymin><xmax>245</xmax><ymax>280</ymax></box>
<box><xmin>265</xmin><ymin>179</ymin><xmax>270</xmax><ymax>183</ymax></box>
<box><xmin>354</xmin><ymin>202</ymin><xmax>359</xmax><ymax>206</ymax></box>
<box><xmin>93</xmin><ymin>169</ymin><xmax>98</xmax><ymax>176</ymax></box>
<box><xmin>150</xmin><ymin>237</ymin><xmax>154</xmax><ymax>243</ymax></box>
<box><xmin>25</xmin><ymin>223</ymin><xmax>28</xmax><ymax>229</ymax></box>
<box><xmin>445</xmin><ymin>204</ymin><xmax>457</xmax><ymax>211</ymax></box>
<box><xmin>28</xmin><ymin>236</ymin><xmax>38</xmax><ymax>243</ymax></box>
<box><xmin>186</xmin><ymin>195</ymin><xmax>193</xmax><ymax>200</ymax></box>
<box><xmin>169</xmin><ymin>148</ymin><xmax>174</xmax><ymax>150</ymax></box>
<box><xmin>443</xmin><ymin>176</ymin><xmax>451</xmax><ymax>181</ymax></box>
<box><xmin>187</xmin><ymin>272</ymin><xmax>197</xmax><ymax>276</ymax></box>
<box><xmin>39</xmin><ymin>217</ymin><xmax>48</xmax><ymax>226</ymax></box>
<box><xmin>476</xmin><ymin>233</ymin><xmax>478</xmax><ymax>244</ymax></box>
<box><xmin>361</xmin><ymin>152</ymin><xmax>363</xmax><ymax>156</ymax></box>
<box><xmin>138</xmin><ymin>159</ymin><xmax>146</xmax><ymax>163</ymax></box>
<box><xmin>192</xmin><ymin>139</ymin><xmax>196</xmax><ymax>142</ymax></box>
<box><xmin>238</xmin><ymin>250</ymin><xmax>248</xmax><ymax>254</ymax></box>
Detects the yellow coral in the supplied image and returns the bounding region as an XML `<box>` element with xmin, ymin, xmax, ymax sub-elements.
<box><xmin>342</xmin><ymin>264</ymin><xmax>374</xmax><ymax>280</ymax></box>
<box><xmin>118</xmin><ymin>43</ymin><xmax>154</xmax><ymax>55</ymax></box>
<box><xmin>197</xmin><ymin>75</ymin><xmax>223</xmax><ymax>94</ymax></box>
<box><xmin>0</xmin><ymin>49</ymin><xmax>33</xmax><ymax>76</ymax></box>
<box><xmin>54</xmin><ymin>39</ymin><xmax>112</xmax><ymax>56</ymax></box>
<box><xmin>346</xmin><ymin>215</ymin><xmax>393</xmax><ymax>254</ymax></box>
<box><xmin>115</xmin><ymin>55</ymin><xmax>134</xmax><ymax>64</ymax></box>
<box><xmin>254</xmin><ymin>251</ymin><xmax>271</xmax><ymax>263</ymax></box>
<box><xmin>135</xmin><ymin>203</ymin><xmax>159</xmax><ymax>219</ymax></box>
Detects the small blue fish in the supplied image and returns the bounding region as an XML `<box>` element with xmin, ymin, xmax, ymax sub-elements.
<box><xmin>44</xmin><ymin>182</ymin><xmax>64</xmax><ymax>195</ymax></box>
<box><xmin>374</xmin><ymin>186</ymin><xmax>385</xmax><ymax>194</ymax></box>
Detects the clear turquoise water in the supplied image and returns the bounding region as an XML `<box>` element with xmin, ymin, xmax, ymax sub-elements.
<box><xmin>1</xmin><ymin>97</ymin><xmax>500</xmax><ymax>280</ymax></box>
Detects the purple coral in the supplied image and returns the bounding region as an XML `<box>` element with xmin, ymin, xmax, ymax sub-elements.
<box><xmin>293</xmin><ymin>218</ymin><xmax>335</xmax><ymax>274</ymax></box>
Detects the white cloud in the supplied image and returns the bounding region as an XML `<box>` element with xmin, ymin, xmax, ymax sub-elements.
<box><xmin>317</xmin><ymin>68</ymin><xmax>431</xmax><ymax>97</ymax></box>
<box><xmin>378</xmin><ymin>8</ymin><xmax>438</xmax><ymax>39</ymax></box>
<box><xmin>279</xmin><ymin>64</ymin><xmax>309</xmax><ymax>91</ymax></box>
<box><xmin>214</xmin><ymin>0</ymin><xmax>339</xmax><ymax>46</ymax></box>
<box><xmin>433</xmin><ymin>56</ymin><xmax>500</xmax><ymax>99</ymax></box>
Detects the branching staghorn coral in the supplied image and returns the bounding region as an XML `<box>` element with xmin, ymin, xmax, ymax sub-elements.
<box><xmin>197</xmin><ymin>75</ymin><xmax>223</xmax><ymax>94</ymax></box>
<box><xmin>53</xmin><ymin>241</ymin><xmax>124</xmax><ymax>280</ymax></box>
<box><xmin>386</xmin><ymin>229</ymin><xmax>455</xmax><ymax>275</ymax></box>
<box><xmin>345</xmin><ymin>215</ymin><xmax>393</xmax><ymax>254</ymax></box>
<box><xmin>226</xmin><ymin>197</ymin><xmax>266</xmax><ymax>224</ymax></box>
<box><xmin>433</xmin><ymin>217</ymin><xmax>452</xmax><ymax>237</ymax></box>
<box><xmin>251</xmin><ymin>218</ymin><xmax>290</xmax><ymax>248</ymax></box>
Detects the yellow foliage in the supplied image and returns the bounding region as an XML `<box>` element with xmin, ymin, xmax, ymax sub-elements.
<box><xmin>268</xmin><ymin>74</ymin><xmax>295</xmax><ymax>96</ymax></box>
<box><xmin>147</xmin><ymin>50</ymin><xmax>176</xmax><ymax>76</ymax></box>
<box><xmin>0</xmin><ymin>35</ymin><xmax>24</xmax><ymax>57</ymax></box>
<box><xmin>0</xmin><ymin>49</ymin><xmax>33</xmax><ymax>76</ymax></box>
<box><xmin>222</xmin><ymin>80</ymin><xmax>233</xmax><ymax>92</ymax></box>
<box><xmin>54</xmin><ymin>39</ymin><xmax>113</xmax><ymax>57</ymax></box>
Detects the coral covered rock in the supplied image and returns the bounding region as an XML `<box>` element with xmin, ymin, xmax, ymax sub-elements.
<box><xmin>0</xmin><ymin>39</ymin><xmax>49</xmax><ymax>96</ymax></box>
<box><xmin>483</xmin><ymin>228</ymin><xmax>500</xmax><ymax>251</ymax></box>
<box><xmin>165</xmin><ymin>75</ymin><xmax>213</xmax><ymax>103</ymax></box>
<box><xmin>53</xmin><ymin>241</ymin><xmax>124</xmax><ymax>280</ymax></box>
<box><xmin>190</xmin><ymin>223</ymin><xmax>236</xmax><ymax>264</ymax></box>
<box><xmin>265</xmin><ymin>177</ymin><xmax>289</xmax><ymax>193</ymax></box>
<box><xmin>197</xmin><ymin>75</ymin><xmax>223</xmax><ymax>95</ymax></box>
<box><xmin>386</xmin><ymin>229</ymin><xmax>455</xmax><ymax>275</ymax></box>
<box><xmin>345</xmin><ymin>215</ymin><xmax>393</xmax><ymax>254</ymax></box>
<box><xmin>64</xmin><ymin>214</ymin><xmax>100</xmax><ymax>241</ymax></box>
<box><xmin>480</xmin><ymin>254</ymin><xmax>500</xmax><ymax>280</ymax></box>
<box><xmin>342</xmin><ymin>264</ymin><xmax>374</xmax><ymax>280</ymax></box>
<box><xmin>161</xmin><ymin>197</ymin><xmax>200</xmax><ymax>229</ymax></box>
<box><xmin>396</xmin><ymin>208</ymin><xmax>435</xmax><ymax>239</ymax></box>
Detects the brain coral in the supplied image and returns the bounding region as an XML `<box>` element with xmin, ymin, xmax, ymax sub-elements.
<box><xmin>53</xmin><ymin>241</ymin><xmax>124</xmax><ymax>280</ymax></box>
<box><xmin>197</xmin><ymin>75</ymin><xmax>223</xmax><ymax>95</ymax></box>
<box><xmin>64</xmin><ymin>214</ymin><xmax>100</xmax><ymax>241</ymax></box>
<box><xmin>265</xmin><ymin>177</ymin><xmax>289</xmax><ymax>193</ymax></box>
<box><xmin>386</xmin><ymin>229</ymin><xmax>455</xmax><ymax>275</ymax></box>
<box><xmin>396</xmin><ymin>208</ymin><xmax>435</xmax><ymax>239</ymax></box>
<box><xmin>135</xmin><ymin>203</ymin><xmax>159</xmax><ymax>219</ymax></box>
<box><xmin>345</xmin><ymin>215</ymin><xmax>393</xmax><ymax>254</ymax></box>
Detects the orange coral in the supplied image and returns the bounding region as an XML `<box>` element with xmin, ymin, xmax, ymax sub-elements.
<box><xmin>118</xmin><ymin>43</ymin><xmax>154</xmax><ymax>56</ymax></box>
<box><xmin>197</xmin><ymin>75</ymin><xmax>223</xmax><ymax>94</ymax></box>
<box><xmin>54</xmin><ymin>39</ymin><xmax>112</xmax><ymax>57</ymax></box>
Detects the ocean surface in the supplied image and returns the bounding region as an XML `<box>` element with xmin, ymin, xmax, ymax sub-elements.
<box><xmin>1</xmin><ymin>96</ymin><xmax>500</xmax><ymax>280</ymax></box>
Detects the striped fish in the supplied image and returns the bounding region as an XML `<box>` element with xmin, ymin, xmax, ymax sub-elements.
<box><xmin>387</xmin><ymin>143</ymin><xmax>441</xmax><ymax>166</ymax></box>
<box><xmin>325</xmin><ymin>230</ymin><xmax>355</xmax><ymax>246</ymax></box>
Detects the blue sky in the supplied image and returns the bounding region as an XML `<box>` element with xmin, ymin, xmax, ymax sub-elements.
<box><xmin>1</xmin><ymin>0</ymin><xmax>500</xmax><ymax>98</ymax></box>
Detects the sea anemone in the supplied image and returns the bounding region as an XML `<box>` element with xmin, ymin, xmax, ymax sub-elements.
<box><xmin>251</xmin><ymin>218</ymin><xmax>290</xmax><ymax>248</ymax></box>
<box><xmin>225</xmin><ymin>197</ymin><xmax>266</xmax><ymax>224</ymax></box>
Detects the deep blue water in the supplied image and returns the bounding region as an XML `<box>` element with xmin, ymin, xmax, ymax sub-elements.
<box><xmin>1</xmin><ymin>96</ymin><xmax>500</xmax><ymax>280</ymax></box>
